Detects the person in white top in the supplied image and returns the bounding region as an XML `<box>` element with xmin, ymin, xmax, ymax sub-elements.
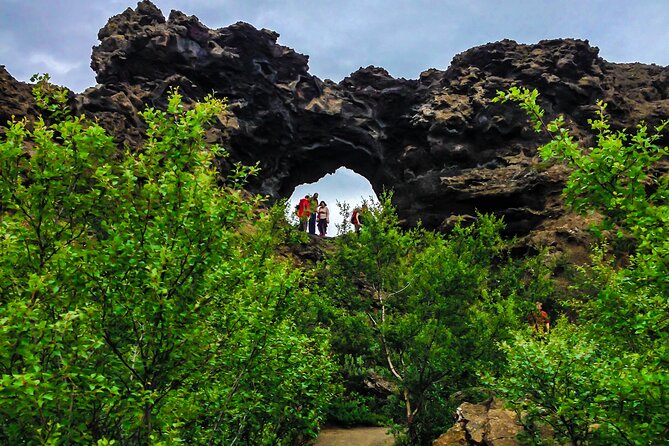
<box><xmin>317</xmin><ymin>201</ymin><xmax>330</xmax><ymax>237</ymax></box>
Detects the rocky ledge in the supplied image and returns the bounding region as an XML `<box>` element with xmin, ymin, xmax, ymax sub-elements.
<box><xmin>2</xmin><ymin>0</ymin><xmax>668</xmax><ymax>253</ymax></box>
<box><xmin>433</xmin><ymin>399</ymin><xmax>524</xmax><ymax>446</ymax></box>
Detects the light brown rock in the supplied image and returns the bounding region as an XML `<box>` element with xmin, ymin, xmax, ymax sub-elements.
<box><xmin>458</xmin><ymin>402</ymin><xmax>489</xmax><ymax>443</ymax></box>
<box><xmin>432</xmin><ymin>423</ymin><xmax>468</xmax><ymax>446</ymax></box>
<box><xmin>486</xmin><ymin>408</ymin><xmax>523</xmax><ymax>446</ymax></box>
<box><xmin>433</xmin><ymin>399</ymin><xmax>524</xmax><ymax>446</ymax></box>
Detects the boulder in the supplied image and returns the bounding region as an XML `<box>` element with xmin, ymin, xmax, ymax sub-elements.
<box><xmin>0</xmin><ymin>66</ymin><xmax>39</xmax><ymax>128</ymax></box>
<box><xmin>432</xmin><ymin>423</ymin><xmax>468</xmax><ymax>446</ymax></box>
<box><xmin>432</xmin><ymin>399</ymin><xmax>523</xmax><ymax>446</ymax></box>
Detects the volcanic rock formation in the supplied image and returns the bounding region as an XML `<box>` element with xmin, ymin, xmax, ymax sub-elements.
<box><xmin>2</xmin><ymin>0</ymin><xmax>668</xmax><ymax>249</ymax></box>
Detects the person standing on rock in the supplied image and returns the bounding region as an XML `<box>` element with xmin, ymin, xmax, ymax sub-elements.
<box><xmin>308</xmin><ymin>193</ymin><xmax>319</xmax><ymax>235</ymax></box>
<box><xmin>297</xmin><ymin>194</ymin><xmax>311</xmax><ymax>231</ymax></box>
<box><xmin>317</xmin><ymin>201</ymin><xmax>329</xmax><ymax>237</ymax></box>
<box><xmin>351</xmin><ymin>207</ymin><xmax>362</xmax><ymax>233</ymax></box>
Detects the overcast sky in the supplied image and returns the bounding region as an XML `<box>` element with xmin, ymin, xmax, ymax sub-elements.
<box><xmin>1</xmin><ymin>0</ymin><xmax>668</xmax><ymax>232</ymax></box>
<box><xmin>2</xmin><ymin>0</ymin><xmax>668</xmax><ymax>92</ymax></box>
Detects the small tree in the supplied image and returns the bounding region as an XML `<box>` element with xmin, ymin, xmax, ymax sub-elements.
<box><xmin>335</xmin><ymin>199</ymin><xmax>352</xmax><ymax>235</ymax></box>
<box><xmin>323</xmin><ymin>193</ymin><xmax>534</xmax><ymax>444</ymax></box>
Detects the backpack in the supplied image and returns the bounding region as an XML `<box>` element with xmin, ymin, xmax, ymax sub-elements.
<box><xmin>297</xmin><ymin>198</ymin><xmax>309</xmax><ymax>218</ymax></box>
<box><xmin>350</xmin><ymin>210</ymin><xmax>359</xmax><ymax>224</ymax></box>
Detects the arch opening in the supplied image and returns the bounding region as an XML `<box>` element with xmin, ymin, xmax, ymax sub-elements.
<box><xmin>287</xmin><ymin>167</ymin><xmax>379</xmax><ymax>235</ymax></box>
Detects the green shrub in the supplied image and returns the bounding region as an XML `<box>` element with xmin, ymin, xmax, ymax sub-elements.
<box><xmin>321</xmin><ymin>193</ymin><xmax>547</xmax><ymax>444</ymax></box>
<box><xmin>0</xmin><ymin>75</ymin><xmax>334</xmax><ymax>445</ymax></box>
<box><xmin>493</xmin><ymin>87</ymin><xmax>669</xmax><ymax>446</ymax></box>
<box><xmin>327</xmin><ymin>391</ymin><xmax>387</xmax><ymax>427</ymax></box>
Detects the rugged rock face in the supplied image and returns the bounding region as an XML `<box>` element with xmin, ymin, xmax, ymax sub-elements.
<box><xmin>0</xmin><ymin>66</ymin><xmax>39</xmax><ymax>126</ymax></box>
<box><xmin>433</xmin><ymin>399</ymin><xmax>524</xmax><ymax>446</ymax></box>
<box><xmin>2</xmin><ymin>0</ymin><xmax>668</xmax><ymax>248</ymax></box>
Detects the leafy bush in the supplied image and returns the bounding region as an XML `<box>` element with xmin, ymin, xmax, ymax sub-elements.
<box><xmin>493</xmin><ymin>87</ymin><xmax>669</xmax><ymax>445</ymax></box>
<box><xmin>327</xmin><ymin>391</ymin><xmax>387</xmax><ymax>427</ymax></box>
<box><xmin>0</xmin><ymin>75</ymin><xmax>334</xmax><ymax>445</ymax></box>
<box><xmin>321</xmin><ymin>192</ymin><xmax>548</xmax><ymax>444</ymax></box>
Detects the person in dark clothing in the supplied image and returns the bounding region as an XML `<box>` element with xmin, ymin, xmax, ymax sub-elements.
<box><xmin>351</xmin><ymin>207</ymin><xmax>362</xmax><ymax>233</ymax></box>
<box><xmin>308</xmin><ymin>193</ymin><xmax>319</xmax><ymax>235</ymax></box>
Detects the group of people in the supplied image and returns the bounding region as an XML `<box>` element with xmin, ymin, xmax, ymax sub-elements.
<box><xmin>296</xmin><ymin>193</ymin><xmax>330</xmax><ymax>236</ymax></box>
<box><xmin>295</xmin><ymin>194</ymin><xmax>370</xmax><ymax>237</ymax></box>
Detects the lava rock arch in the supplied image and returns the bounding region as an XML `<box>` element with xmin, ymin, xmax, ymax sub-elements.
<box><xmin>2</xmin><ymin>0</ymin><xmax>668</xmax><ymax>248</ymax></box>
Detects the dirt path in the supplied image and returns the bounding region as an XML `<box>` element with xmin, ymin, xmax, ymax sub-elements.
<box><xmin>313</xmin><ymin>427</ymin><xmax>394</xmax><ymax>446</ymax></box>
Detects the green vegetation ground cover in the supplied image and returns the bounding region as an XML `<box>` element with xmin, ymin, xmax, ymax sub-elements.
<box><xmin>0</xmin><ymin>78</ymin><xmax>666</xmax><ymax>445</ymax></box>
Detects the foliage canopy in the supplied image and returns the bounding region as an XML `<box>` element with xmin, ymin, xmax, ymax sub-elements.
<box><xmin>0</xmin><ymin>75</ymin><xmax>334</xmax><ymax>445</ymax></box>
<box><xmin>493</xmin><ymin>87</ymin><xmax>669</xmax><ymax>446</ymax></box>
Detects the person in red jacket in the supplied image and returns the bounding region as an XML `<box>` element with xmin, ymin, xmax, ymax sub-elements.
<box><xmin>296</xmin><ymin>195</ymin><xmax>310</xmax><ymax>231</ymax></box>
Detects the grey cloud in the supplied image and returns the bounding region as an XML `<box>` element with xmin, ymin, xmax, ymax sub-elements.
<box><xmin>3</xmin><ymin>0</ymin><xmax>667</xmax><ymax>92</ymax></box>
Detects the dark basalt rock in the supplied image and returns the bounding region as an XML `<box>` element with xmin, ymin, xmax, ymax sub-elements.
<box><xmin>0</xmin><ymin>66</ymin><xmax>39</xmax><ymax>127</ymax></box>
<box><xmin>2</xmin><ymin>0</ymin><xmax>668</xmax><ymax>251</ymax></box>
